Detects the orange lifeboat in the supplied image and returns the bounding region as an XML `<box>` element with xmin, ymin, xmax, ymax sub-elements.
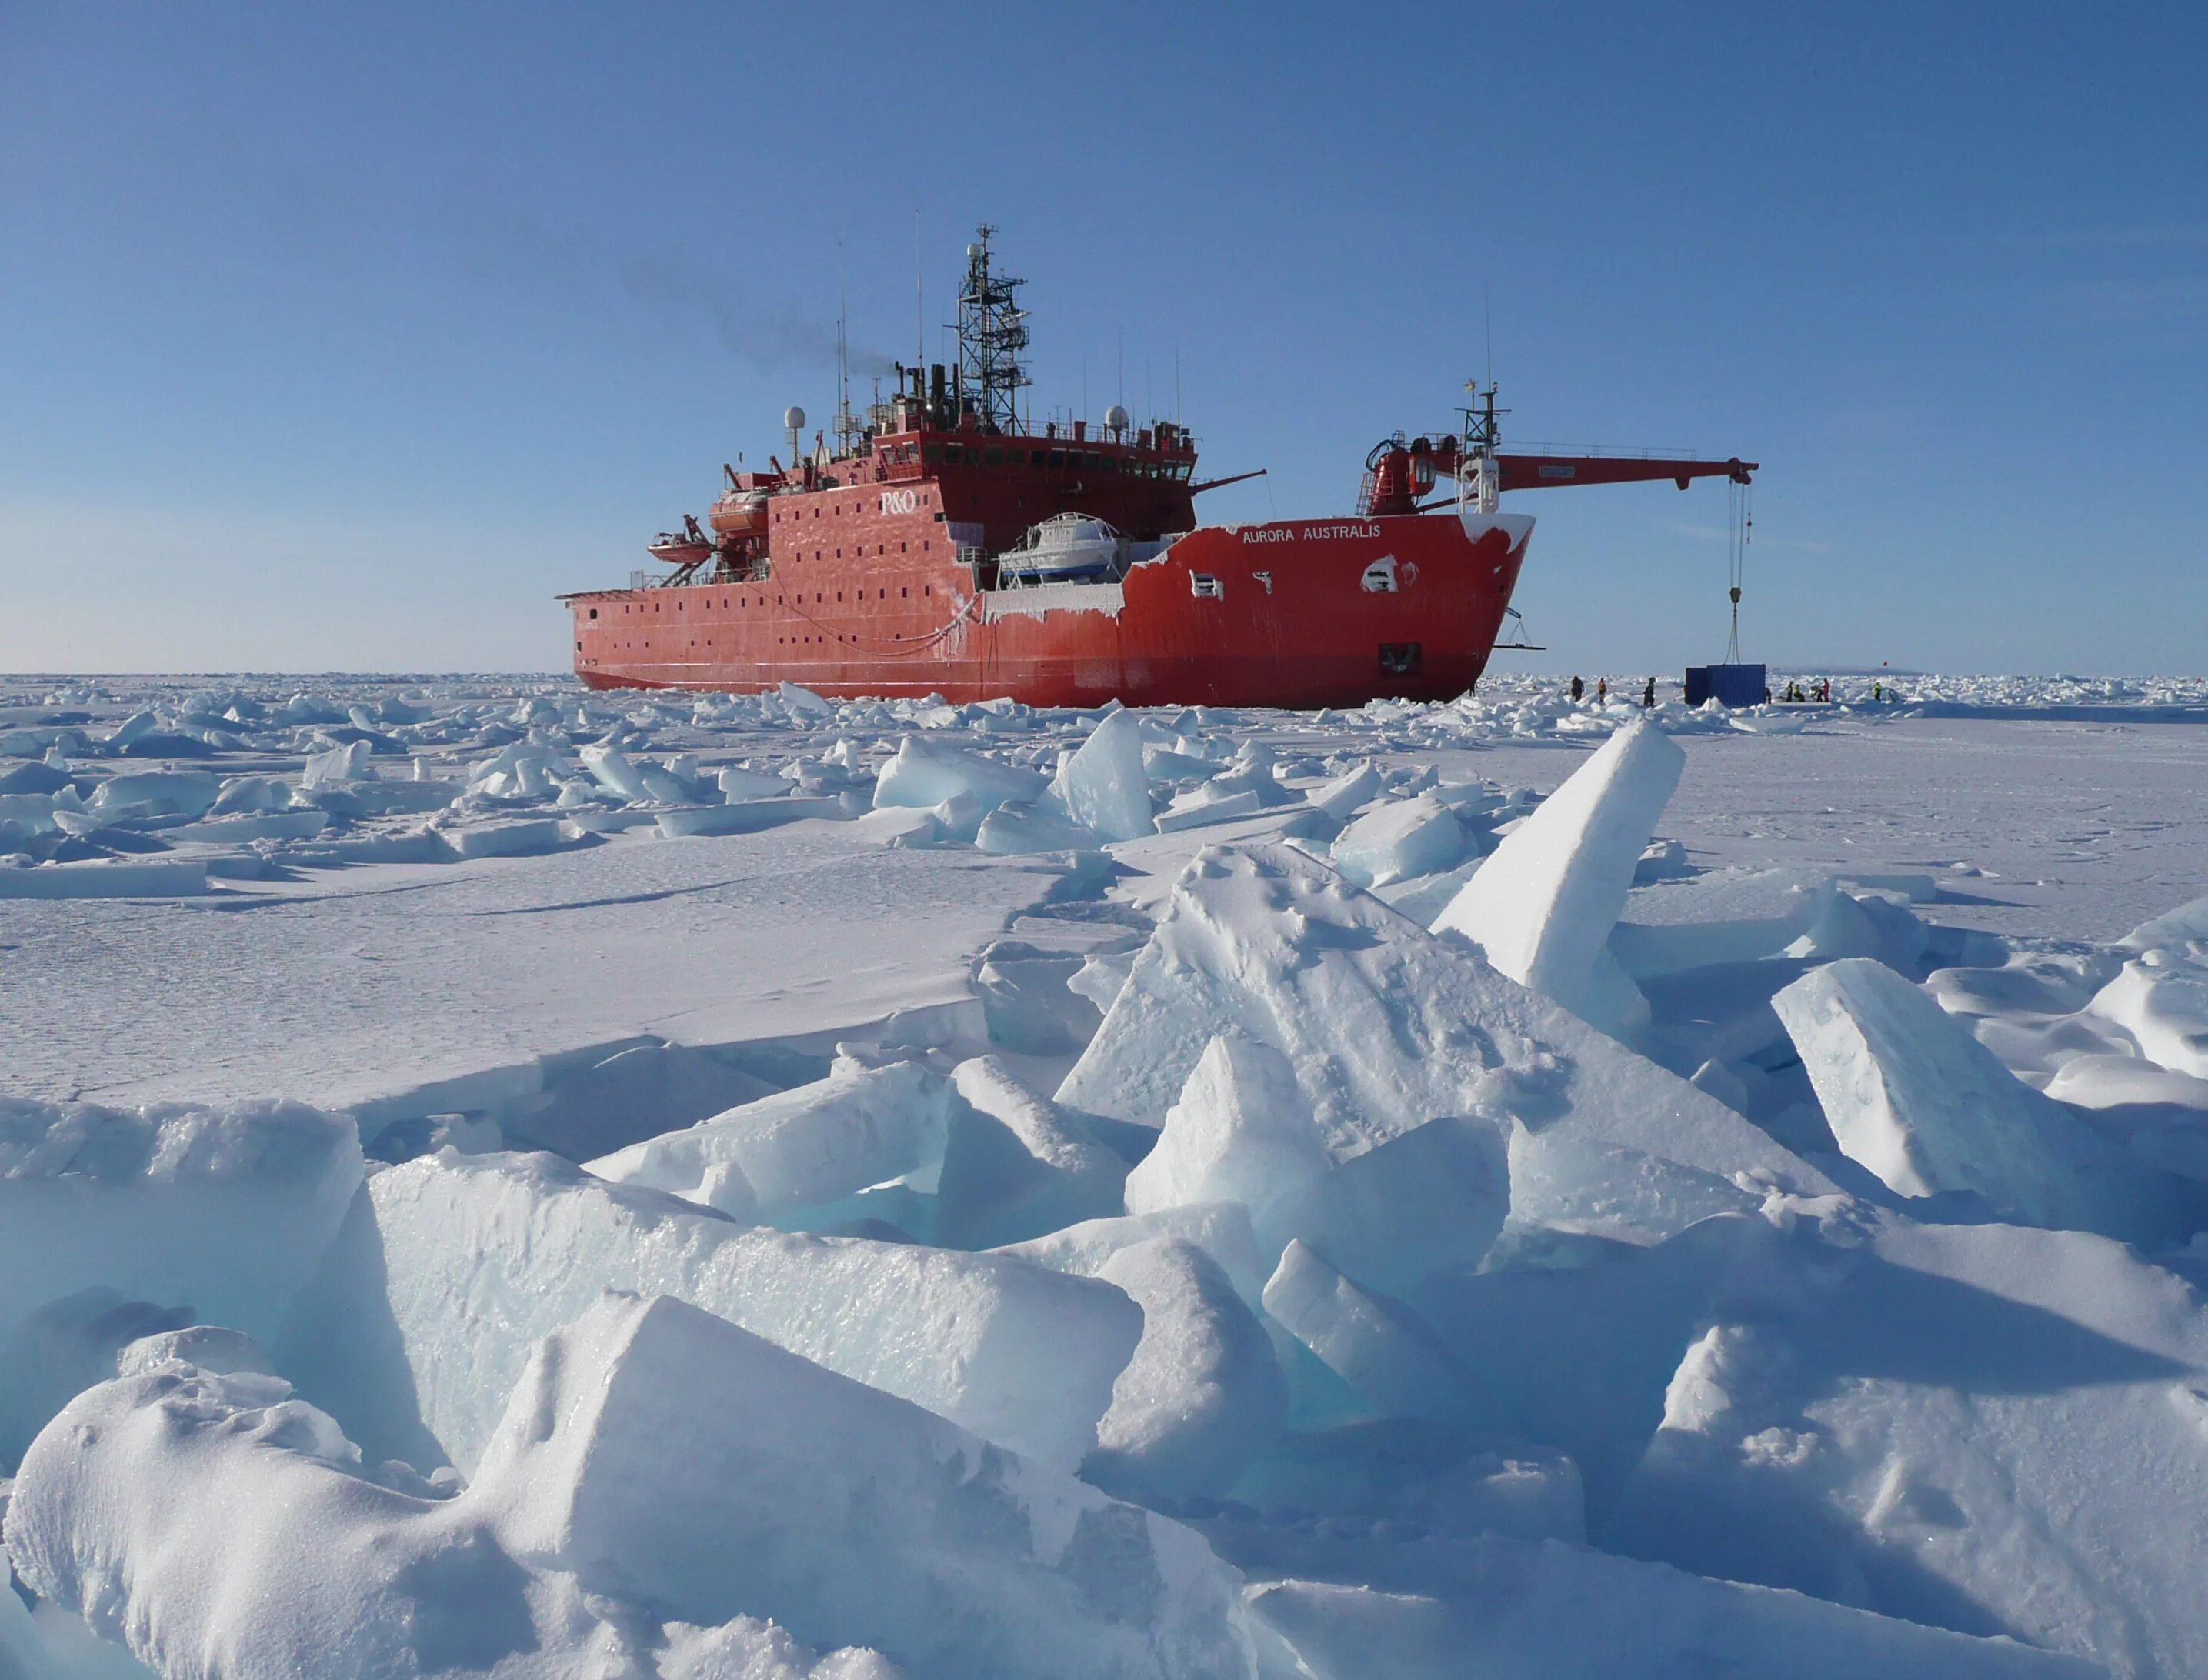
<box><xmin>709</xmin><ymin>490</ymin><xmax>771</xmax><ymax>544</ymax></box>
<box><xmin>647</xmin><ymin>515</ymin><xmax>714</xmax><ymax>567</ymax></box>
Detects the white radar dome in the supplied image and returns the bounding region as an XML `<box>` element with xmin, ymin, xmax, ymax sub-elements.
<box><xmin>1105</xmin><ymin>405</ymin><xmax>1130</xmax><ymax>432</ymax></box>
<box><xmin>784</xmin><ymin>405</ymin><xmax>806</xmax><ymax>431</ymax></box>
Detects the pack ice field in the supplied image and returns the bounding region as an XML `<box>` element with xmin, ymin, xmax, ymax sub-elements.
<box><xmin>5</xmin><ymin>672</ymin><xmax>2208</xmax><ymax>1679</ymax></box>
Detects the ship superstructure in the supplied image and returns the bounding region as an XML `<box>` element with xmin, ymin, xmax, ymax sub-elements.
<box><xmin>564</xmin><ymin>228</ymin><xmax>1753</xmax><ymax>707</ymax></box>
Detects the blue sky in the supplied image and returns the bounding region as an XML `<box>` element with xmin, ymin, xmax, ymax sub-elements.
<box><xmin>2</xmin><ymin>3</ymin><xmax>2203</xmax><ymax>675</ymax></box>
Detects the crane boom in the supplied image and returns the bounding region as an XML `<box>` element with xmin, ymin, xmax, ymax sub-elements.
<box><xmin>1496</xmin><ymin>453</ymin><xmax>1756</xmax><ymax>493</ymax></box>
<box><xmin>1356</xmin><ymin>386</ymin><xmax>1755</xmax><ymax>516</ymax></box>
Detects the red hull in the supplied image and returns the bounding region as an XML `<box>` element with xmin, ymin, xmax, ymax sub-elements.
<box><xmin>569</xmin><ymin>509</ymin><xmax>1533</xmax><ymax>708</ymax></box>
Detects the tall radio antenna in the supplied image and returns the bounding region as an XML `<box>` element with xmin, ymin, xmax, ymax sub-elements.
<box><xmin>913</xmin><ymin>210</ymin><xmax>924</xmax><ymax>372</ymax></box>
<box><xmin>832</xmin><ymin>233</ymin><xmax>859</xmax><ymax>456</ymax></box>
<box><xmin>1483</xmin><ymin>282</ymin><xmax>1493</xmax><ymax>390</ymax></box>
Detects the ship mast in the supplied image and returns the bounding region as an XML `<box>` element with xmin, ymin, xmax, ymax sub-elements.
<box><xmin>957</xmin><ymin>224</ymin><xmax>1030</xmax><ymax>435</ymax></box>
<box><xmin>832</xmin><ymin>272</ymin><xmax>864</xmax><ymax>458</ymax></box>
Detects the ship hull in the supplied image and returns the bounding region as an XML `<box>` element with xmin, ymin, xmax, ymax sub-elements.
<box><xmin>569</xmin><ymin>508</ymin><xmax>1532</xmax><ymax>709</ymax></box>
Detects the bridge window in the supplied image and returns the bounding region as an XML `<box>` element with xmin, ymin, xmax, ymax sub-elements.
<box><xmin>923</xmin><ymin>444</ymin><xmax>942</xmax><ymax>463</ymax></box>
<box><xmin>1048</xmin><ymin>450</ymin><xmax>1064</xmax><ymax>468</ymax></box>
<box><xmin>983</xmin><ymin>446</ymin><xmax>1002</xmax><ymax>465</ymax></box>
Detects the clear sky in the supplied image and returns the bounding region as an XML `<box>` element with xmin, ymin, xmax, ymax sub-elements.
<box><xmin>3</xmin><ymin>3</ymin><xmax>2203</xmax><ymax>676</ymax></box>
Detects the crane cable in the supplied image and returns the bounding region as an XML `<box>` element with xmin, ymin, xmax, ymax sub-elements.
<box><xmin>1723</xmin><ymin>477</ymin><xmax>1753</xmax><ymax>664</ymax></box>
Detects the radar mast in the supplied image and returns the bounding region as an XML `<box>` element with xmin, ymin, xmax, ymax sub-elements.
<box><xmin>956</xmin><ymin>225</ymin><xmax>1030</xmax><ymax>434</ymax></box>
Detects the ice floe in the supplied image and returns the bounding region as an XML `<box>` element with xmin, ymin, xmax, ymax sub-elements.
<box><xmin>8</xmin><ymin>670</ymin><xmax>2208</xmax><ymax>1677</ymax></box>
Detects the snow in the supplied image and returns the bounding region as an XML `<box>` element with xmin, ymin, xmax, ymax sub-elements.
<box><xmin>12</xmin><ymin>672</ymin><xmax>2208</xmax><ymax>1676</ymax></box>
<box><xmin>0</xmin><ymin>823</ymin><xmax>1067</xmax><ymax>1115</ymax></box>
<box><xmin>5</xmin><ymin>1320</ymin><xmax>906</xmax><ymax>1679</ymax></box>
<box><xmin>1602</xmin><ymin>1204</ymin><xmax>2208</xmax><ymax>1679</ymax></box>
<box><xmin>2090</xmin><ymin>959</ymin><xmax>2208</xmax><ymax>1081</ymax></box>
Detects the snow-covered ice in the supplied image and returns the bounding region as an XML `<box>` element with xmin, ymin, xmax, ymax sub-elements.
<box><xmin>9</xmin><ymin>670</ymin><xmax>2208</xmax><ymax>1677</ymax></box>
<box><xmin>585</xmin><ymin>1056</ymin><xmax>954</xmax><ymax>1229</ymax></box>
<box><xmin>1774</xmin><ymin>956</ymin><xmax>2192</xmax><ymax>1238</ymax></box>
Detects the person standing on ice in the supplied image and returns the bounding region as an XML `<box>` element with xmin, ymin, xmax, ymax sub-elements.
<box><xmin>1643</xmin><ymin>677</ymin><xmax>1656</xmax><ymax>709</ymax></box>
<box><xmin>1570</xmin><ymin>675</ymin><xmax>1583</xmax><ymax>703</ymax></box>
<box><xmin>1596</xmin><ymin>677</ymin><xmax>1607</xmax><ymax>704</ymax></box>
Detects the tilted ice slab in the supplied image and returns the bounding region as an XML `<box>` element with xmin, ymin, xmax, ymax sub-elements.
<box><xmin>1047</xmin><ymin>708</ymin><xmax>1156</xmax><ymax>842</ymax></box>
<box><xmin>3</xmin><ymin>1324</ymin><xmax>905</xmax><ymax>1680</ymax></box>
<box><xmin>0</xmin><ymin>1096</ymin><xmax>362</xmax><ymax>1455</ymax></box>
<box><xmin>1326</xmin><ymin>792</ymin><xmax>1469</xmax><ymax>890</ymax></box>
<box><xmin>479</xmin><ymin>1295</ymin><xmax>1249</xmax><ymax>1679</ymax></box>
<box><xmin>1432</xmin><ymin>718</ymin><xmax>1683</xmax><ymax>1029</ymax></box>
<box><xmin>339</xmin><ymin>1149</ymin><xmax>1140</xmax><ymax>1472</ymax></box>
<box><xmin>1124</xmin><ymin>1035</ymin><xmax>1509</xmax><ymax>1292</ymax></box>
<box><xmin>1058</xmin><ymin>844</ymin><xmax>1829</xmax><ymax>1243</ymax></box>
<box><xmin>873</xmin><ymin>735</ymin><xmax>1046</xmax><ymax>818</ymax></box>
<box><xmin>934</xmin><ymin>1058</ymin><xmax>1127</xmax><ymax>1250</ymax></box>
<box><xmin>1609</xmin><ymin>866</ymin><xmax>1839</xmax><ymax>978</ymax></box>
<box><xmin>996</xmin><ymin>1202</ymin><xmax>1272</xmax><ymax>1308</ymax></box>
<box><xmin>1082</xmin><ymin>1236</ymin><xmax>1288</xmax><ymax>1505</ymax></box>
<box><xmin>1122</xmin><ymin>1037</ymin><xmax>1332</xmax><ymax>1234</ymax></box>
<box><xmin>1603</xmin><ymin>1203</ymin><xmax>2208</xmax><ymax>1680</ymax></box>
<box><xmin>1773</xmin><ymin>957</ymin><xmax>2187</xmax><ymax>1239</ymax></box>
<box><xmin>2122</xmin><ymin>892</ymin><xmax>2208</xmax><ymax>958</ymax></box>
<box><xmin>1243</xmin><ymin>1546</ymin><xmax>2096</xmax><ymax>1680</ymax></box>
<box><xmin>586</xmin><ymin>1057</ymin><xmax>952</xmax><ymax>1228</ymax></box>
<box><xmin>1263</xmin><ymin>1240</ymin><xmax>1498</xmax><ymax>1430</ymax></box>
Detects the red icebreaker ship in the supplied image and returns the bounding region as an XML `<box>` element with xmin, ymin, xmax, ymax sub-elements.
<box><xmin>565</xmin><ymin>228</ymin><xmax>1754</xmax><ymax>708</ymax></box>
